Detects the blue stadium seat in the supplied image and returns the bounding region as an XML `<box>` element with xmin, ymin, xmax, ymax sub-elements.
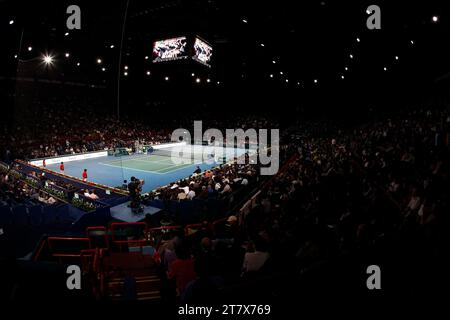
<box><xmin>13</xmin><ymin>204</ymin><xmax>29</xmax><ymax>226</ymax></box>
<box><xmin>41</xmin><ymin>205</ymin><xmax>57</xmax><ymax>225</ymax></box>
<box><xmin>179</xmin><ymin>201</ymin><xmax>195</xmax><ymax>224</ymax></box>
<box><xmin>29</xmin><ymin>205</ymin><xmax>43</xmax><ymax>226</ymax></box>
<box><xmin>0</xmin><ymin>205</ymin><xmax>13</xmax><ymax>227</ymax></box>
<box><xmin>206</xmin><ymin>199</ymin><xmax>222</xmax><ymax>219</ymax></box>
<box><xmin>167</xmin><ymin>200</ymin><xmax>178</xmax><ymax>214</ymax></box>
<box><xmin>150</xmin><ymin>199</ymin><xmax>165</xmax><ymax>209</ymax></box>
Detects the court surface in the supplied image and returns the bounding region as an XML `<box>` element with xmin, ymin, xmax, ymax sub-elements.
<box><xmin>44</xmin><ymin>146</ymin><xmax>252</xmax><ymax>193</ymax></box>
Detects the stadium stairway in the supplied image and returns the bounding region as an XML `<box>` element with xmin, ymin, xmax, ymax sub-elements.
<box><xmin>104</xmin><ymin>252</ymin><xmax>161</xmax><ymax>301</ymax></box>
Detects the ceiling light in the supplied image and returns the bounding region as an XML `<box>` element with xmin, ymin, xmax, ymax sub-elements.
<box><xmin>42</xmin><ymin>55</ymin><xmax>54</xmax><ymax>65</ymax></box>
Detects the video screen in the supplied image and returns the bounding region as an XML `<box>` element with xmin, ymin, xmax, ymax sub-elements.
<box><xmin>152</xmin><ymin>37</ymin><xmax>188</xmax><ymax>62</ymax></box>
<box><xmin>193</xmin><ymin>37</ymin><xmax>213</xmax><ymax>66</ymax></box>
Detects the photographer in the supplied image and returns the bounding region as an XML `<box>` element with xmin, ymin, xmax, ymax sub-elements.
<box><xmin>128</xmin><ymin>176</ymin><xmax>144</xmax><ymax>212</ymax></box>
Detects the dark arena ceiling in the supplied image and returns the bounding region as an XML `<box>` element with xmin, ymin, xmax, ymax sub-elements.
<box><xmin>1</xmin><ymin>0</ymin><xmax>450</xmax><ymax>115</ymax></box>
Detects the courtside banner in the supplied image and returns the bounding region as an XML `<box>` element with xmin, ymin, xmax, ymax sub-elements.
<box><xmin>29</xmin><ymin>151</ymin><xmax>108</xmax><ymax>166</ymax></box>
<box><xmin>28</xmin><ymin>142</ymin><xmax>187</xmax><ymax>166</ymax></box>
<box><xmin>152</xmin><ymin>142</ymin><xmax>186</xmax><ymax>149</ymax></box>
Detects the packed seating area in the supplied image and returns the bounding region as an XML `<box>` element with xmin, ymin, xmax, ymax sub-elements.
<box><xmin>138</xmin><ymin>108</ymin><xmax>449</xmax><ymax>302</ymax></box>
<box><xmin>2</xmin><ymin>1</ymin><xmax>450</xmax><ymax>311</ymax></box>
<box><xmin>0</xmin><ymin>93</ymin><xmax>279</xmax><ymax>162</ymax></box>
<box><xmin>0</xmin><ymin>102</ymin><xmax>172</xmax><ymax>161</ymax></box>
<box><xmin>2</xmin><ymin>105</ymin><xmax>447</xmax><ymax>303</ymax></box>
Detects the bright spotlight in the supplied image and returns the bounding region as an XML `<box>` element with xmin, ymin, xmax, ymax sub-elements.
<box><xmin>146</xmin><ymin>71</ymin><xmax>151</xmax><ymax>76</ymax></box>
<box><xmin>165</xmin><ymin>76</ymin><xmax>169</xmax><ymax>81</ymax></box>
<box><xmin>9</xmin><ymin>20</ymin><xmax>14</xmax><ymax>25</ymax></box>
<box><xmin>196</xmin><ymin>78</ymin><xmax>201</xmax><ymax>83</ymax></box>
<box><xmin>28</xmin><ymin>46</ymin><xmax>32</xmax><ymax>51</ymax></box>
<box><xmin>432</xmin><ymin>16</ymin><xmax>438</xmax><ymax>22</ymax></box>
<box><xmin>43</xmin><ymin>55</ymin><xmax>53</xmax><ymax>64</ymax></box>
<box><xmin>97</xmin><ymin>58</ymin><xmax>102</xmax><ymax>64</ymax></box>
<box><xmin>65</xmin><ymin>53</ymin><xmax>70</xmax><ymax>58</ymax></box>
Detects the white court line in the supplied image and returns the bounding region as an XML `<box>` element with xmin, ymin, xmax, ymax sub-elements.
<box><xmin>98</xmin><ymin>161</ymin><xmax>195</xmax><ymax>175</ymax></box>
<box><xmin>98</xmin><ymin>162</ymin><xmax>167</xmax><ymax>175</ymax></box>
<box><xmin>105</xmin><ymin>155</ymin><xmax>189</xmax><ymax>166</ymax></box>
<box><xmin>153</xmin><ymin>161</ymin><xmax>202</xmax><ymax>174</ymax></box>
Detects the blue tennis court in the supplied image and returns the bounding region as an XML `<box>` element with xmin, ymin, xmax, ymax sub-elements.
<box><xmin>44</xmin><ymin>145</ymin><xmax>252</xmax><ymax>193</ymax></box>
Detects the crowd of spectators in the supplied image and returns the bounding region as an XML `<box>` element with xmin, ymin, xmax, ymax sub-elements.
<box><xmin>146</xmin><ymin>162</ymin><xmax>257</xmax><ymax>202</ymax></box>
<box><xmin>0</xmin><ymin>98</ymin><xmax>172</xmax><ymax>161</ymax></box>
<box><xmin>153</xmin><ymin>108</ymin><xmax>450</xmax><ymax>302</ymax></box>
<box><xmin>0</xmin><ymin>96</ymin><xmax>280</xmax><ymax>162</ymax></box>
<box><xmin>0</xmin><ymin>169</ymin><xmax>59</xmax><ymax>207</ymax></box>
<box><xmin>2</xmin><ymin>93</ymin><xmax>449</xmax><ymax>298</ymax></box>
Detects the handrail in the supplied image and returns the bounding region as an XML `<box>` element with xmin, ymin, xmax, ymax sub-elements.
<box><xmin>148</xmin><ymin>225</ymin><xmax>183</xmax><ymax>232</ymax></box>
<box><xmin>47</xmin><ymin>237</ymin><xmax>90</xmax><ymax>254</ymax></box>
<box><xmin>86</xmin><ymin>226</ymin><xmax>109</xmax><ymax>249</ymax></box>
<box><xmin>184</xmin><ymin>223</ymin><xmax>204</xmax><ymax>236</ymax></box>
<box><xmin>33</xmin><ymin>235</ymin><xmax>48</xmax><ymax>262</ymax></box>
<box><xmin>110</xmin><ymin>222</ymin><xmax>148</xmax><ymax>248</ymax></box>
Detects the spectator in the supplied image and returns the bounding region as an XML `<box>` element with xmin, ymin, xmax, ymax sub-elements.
<box><xmin>89</xmin><ymin>190</ymin><xmax>99</xmax><ymax>200</ymax></box>
<box><xmin>193</xmin><ymin>166</ymin><xmax>201</xmax><ymax>174</ymax></box>
<box><xmin>167</xmin><ymin>242</ymin><xmax>197</xmax><ymax>296</ymax></box>
<box><xmin>242</xmin><ymin>238</ymin><xmax>270</xmax><ymax>274</ymax></box>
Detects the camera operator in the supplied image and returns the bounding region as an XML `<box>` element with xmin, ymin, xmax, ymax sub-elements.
<box><xmin>128</xmin><ymin>176</ymin><xmax>145</xmax><ymax>212</ymax></box>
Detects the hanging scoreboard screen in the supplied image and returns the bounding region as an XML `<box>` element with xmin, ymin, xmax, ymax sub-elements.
<box><xmin>192</xmin><ymin>37</ymin><xmax>213</xmax><ymax>67</ymax></box>
<box><xmin>152</xmin><ymin>36</ymin><xmax>212</xmax><ymax>67</ymax></box>
<box><xmin>152</xmin><ymin>37</ymin><xmax>188</xmax><ymax>62</ymax></box>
